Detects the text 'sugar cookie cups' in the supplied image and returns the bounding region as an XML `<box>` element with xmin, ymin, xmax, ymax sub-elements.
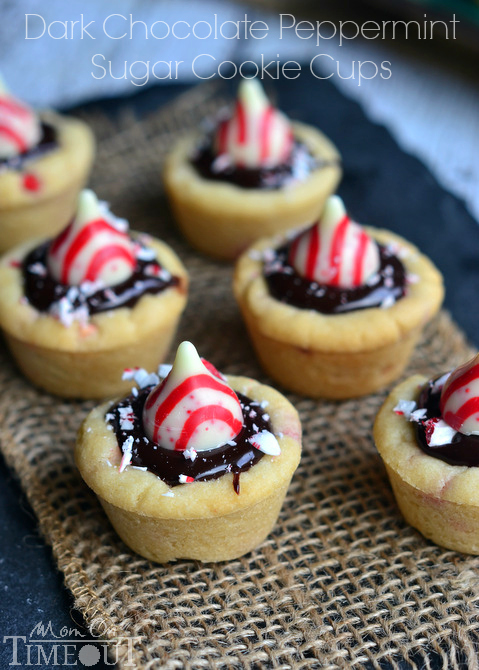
<box><xmin>0</xmin><ymin>190</ymin><xmax>188</xmax><ymax>398</ymax></box>
<box><xmin>234</xmin><ymin>195</ymin><xmax>444</xmax><ymax>399</ymax></box>
<box><xmin>374</xmin><ymin>354</ymin><xmax>479</xmax><ymax>554</ymax></box>
<box><xmin>0</xmin><ymin>77</ymin><xmax>94</xmax><ymax>253</ymax></box>
<box><xmin>75</xmin><ymin>341</ymin><xmax>302</xmax><ymax>562</ymax></box>
<box><xmin>164</xmin><ymin>78</ymin><xmax>341</xmax><ymax>260</ymax></box>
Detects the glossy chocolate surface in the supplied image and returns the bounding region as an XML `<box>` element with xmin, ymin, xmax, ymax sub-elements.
<box><xmin>108</xmin><ymin>388</ymin><xmax>271</xmax><ymax>493</ymax></box>
<box><xmin>415</xmin><ymin>378</ymin><xmax>479</xmax><ymax>467</ymax></box>
<box><xmin>265</xmin><ymin>243</ymin><xmax>406</xmax><ymax>315</ymax></box>
<box><xmin>191</xmin><ymin>139</ymin><xmax>337</xmax><ymax>190</ymax></box>
<box><xmin>23</xmin><ymin>241</ymin><xmax>181</xmax><ymax>316</ymax></box>
<box><xmin>0</xmin><ymin>122</ymin><xmax>57</xmax><ymax>171</ymax></box>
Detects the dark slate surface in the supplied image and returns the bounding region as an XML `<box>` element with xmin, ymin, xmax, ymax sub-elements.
<box><xmin>1</xmin><ymin>73</ymin><xmax>478</xmax><ymax>669</ymax></box>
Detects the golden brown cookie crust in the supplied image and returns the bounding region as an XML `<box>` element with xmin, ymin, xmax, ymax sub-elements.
<box><xmin>235</xmin><ymin>228</ymin><xmax>444</xmax><ymax>354</ymax></box>
<box><xmin>163</xmin><ymin>121</ymin><xmax>341</xmax><ymax>260</ymax></box>
<box><xmin>374</xmin><ymin>374</ymin><xmax>479</xmax><ymax>554</ymax></box>
<box><xmin>0</xmin><ymin>235</ymin><xmax>187</xmax><ymax>352</ymax></box>
<box><xmin>374</xmin><ymin>374</ymin><xmax>479</xmax><ymax>506</ymax></box>
<box><xmin>75</xmin><ymin>375</ymin><xmax>302</xmax><ymax>520</ymax></box>
<box><xmin>0</xmin><ymin>234</ymin><xmax>188</xmax><ymax>398</ymax></box>
<box><xmin>234</xmin><ymin>228</ymin><xmax>444</xmax><ymax>398</ymax></box>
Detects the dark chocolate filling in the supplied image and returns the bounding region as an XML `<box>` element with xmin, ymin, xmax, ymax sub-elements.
<box><xmin>22</xmin><ymin>241</ymin><xmax>181</xmax><ymax>316</ymax></box>
<box><xmin>264</xmin><ymin>242</ymin><xmax>406</xmax><ymax>315</ymax></box>
<box><xmin>415</xmin><ymin>377</ymin><xmax>479</xmax><ymax>467</ymax></box>
<box><xmin>107</xmin><ymin>388</ymin><xmax>271</xmax><ymax>494</ymax></box>
<box><xmin>191</xmin><ymin>139</ymin><xmax>337</xmax><ymax>190</ymax></box>
<box><xmin>0</xmin><ymin>122</ymin><xmax>57</xmax><ymax>171</ymax></box>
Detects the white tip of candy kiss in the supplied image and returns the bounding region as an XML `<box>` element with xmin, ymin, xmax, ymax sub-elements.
<box><xmin>215</xmin><ymin>78</ymin><xmax>293</xmax><ymax>169</ymax></box>
<box><xmin>288</xmin><ymin>195</ymin><xmax>380</xmax><ymax>289</ymax></box>
<box><xmin>0</xmin><ymin>75</ymin><xmax>41</xmax><ymax>160</ymax></box>
<box><xmin>440</xmin><ymin>353</ymin><xmax>479</xmax><ymax>435</ymax></box>
<box><xmin>142</xmin><ymin>341</ymin><xmax>244</xmax><ymax>452</ymax></box>
<box><xmin>47</xmin><ymin>189</ymin><xmax>136</xmax><ymax>287</ymax></box>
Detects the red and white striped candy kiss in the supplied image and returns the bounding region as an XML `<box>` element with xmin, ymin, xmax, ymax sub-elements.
<box><xmin>288</xmin><ymin>195</ymin><xmax>380</xmax><ymax>289</ymax></box>
<box><xmin>0</xmin><ymin>76</ymin><xmax>41</xmax><ymax>159</ymax></box>
<box><xmin>142</xmin><ymin>341</ymin><xmax>244</xmax><ymax>451</ymax></box>
<box><xmin>215</xmin><ymin>78</ymin><xmax>293</xmax><ymax>169</ymax></box>
<box><xmin>440</xmin><ymin>354</ymin><xmax>479</xmax><ymax>435</ymax></box>
<box><xmin>47</xmin><ymin>189</ymin><xmax>136</xmax><ymax>286</ymax></box>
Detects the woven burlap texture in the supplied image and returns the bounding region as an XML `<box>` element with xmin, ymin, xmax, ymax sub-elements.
<box><xmin>1</xmin><ymin>83</ymin><xmax>478</xmax><ymax>670</ymax></box>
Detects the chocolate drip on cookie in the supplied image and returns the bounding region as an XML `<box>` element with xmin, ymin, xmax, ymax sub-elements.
<box><xmin>415</xmin><ymin>378</ymin><xmax>479</xmax><ymax>467</ymax></box>
<box><xmin>191</xmin><ymin>140</ymin><xmax>334</xmax><ymax>190</ymax></box>
<box><xmin>107</xmin><ymin>389</ymin><xmax>270</xmax><ymax>492</ymax></box>
<box><xmin>22</xmin><ymin>241</ymin><xmax>181</xmax><ymax>316</ymax></box>
<box><xmin>264</xmin><ymin>243</ymin><xmax>406</xmax><ymax>315</ymax></box>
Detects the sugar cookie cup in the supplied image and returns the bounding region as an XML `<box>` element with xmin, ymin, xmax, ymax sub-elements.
<box><xmin>374</xmin><ymin>374</ymin><xmax>479</xmax><ymax>554</ymax></box>
<box><xmin>164</xmin><ymin>121</ymin><xmax>341</xmax><ymax>261</ymax></box>
<box><xmin>75</xmin><ymin>374</ymin><xmax>302</xmax><ymax>563</ymax></box>
<box><xmin>0</xmin><ymin>236</ymin><xmax>188</xmax><ymax>399</ymax></box>
<box><xmin>0</xmin><ymin>111</ymin><xmax>95</xmax><ymax>254</ymax></box>
<box><xmin>234</xmin><ymin>229</ymin><xmax>444</xmax><ymax>399</ymax></box>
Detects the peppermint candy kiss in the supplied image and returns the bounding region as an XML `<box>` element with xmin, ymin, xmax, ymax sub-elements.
<box><xmin>215</xmin><ymin>78</ymin><xmax>293</xmax><ymax>169</ymax></box>
<box><xmin>47</xmin><ymin>189</ymin><xmax>136</xmax><ymax>286</ymax></box>
<box><xmin>440</xmin><ymin>354</ymin><xmax>479</xmax><ymax>435</ymax></box>
<box><xmin>0</xmin><ymin>77</ymin><xmax>41</xmax><ymax>159</ymax></box>
<box><xmin>288</xmin><ymin>195</ymin><xmax>380</xmax><ymax>289</ymax></box>
<box><xmin>142</xmin><ymin>341</ymin><xmax>244</xmax><ymax>451</ymax></box>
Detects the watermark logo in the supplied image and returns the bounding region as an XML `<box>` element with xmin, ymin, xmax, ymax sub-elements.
<box><xmin>3</xmin><ymin>621</ymin><xmax>141</xmax><ymax>667</ymax></box>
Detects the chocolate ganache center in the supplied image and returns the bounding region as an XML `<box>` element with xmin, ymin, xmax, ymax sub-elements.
<box><xmin>191</xmin><ymin>139</ymin><xmax>337</xmax><ymax>190</ymax></box>
<box><xmin>415</xmin><ymin>377</ymin><xmax>479</xmax><ymax>467</ymax></box>
<box><xmin>264</xmin><ymin>242</ymin><xmax>406</xmax><ymax>315</ymax></box>
<box><xmin>0</xmin><ymin>122</ymin><xmax>57</xmax><ymax>172</ymax></box>
<box><xmin>23</xmin><ymin>241</ymin><xmax>181</xmax><ymax>316</ymax></box>
<box><xmin>107</xmin><ymin>388</ymin><xmax>271</xmax><ymax>494</ymax></box>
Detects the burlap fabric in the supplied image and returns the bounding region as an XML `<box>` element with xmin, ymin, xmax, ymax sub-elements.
<box><xmin>1</xmin><ymin>83</ymin><xmax>478</xmax><ymax>670</ymax></box>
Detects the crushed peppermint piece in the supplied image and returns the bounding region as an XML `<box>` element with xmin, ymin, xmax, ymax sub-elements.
<box><xmin>79</xmin><ymin>279</ymin><xmax>105</xmax><ymax>296</ymax></box>
<box><xmin>410</xmin><ymin>408</ymin><xmax>427</xmax><ymax>422</ymax></box>
<box><xmin>28</xmin><ymin>262</ymin><xmax>47</xmax><ymax>276</ymax></box>
<box><xmin>431</xmin><ymin>372</ymin><xmax>451</xmax><ymax>394</ymax></box>
<box><xmin>380</xmin><ymin>295</ymin><xmax>396</xmax><ymax>309</ymax></box>
<box><xmin>49</xmin><ymin>297</ymin><xmax>89</xmax><ymax>327</ymax></box>
<box><xmin>131</xmin><ymin>386</ymin><xmax>138</xmax><ymax>397</ymax></box>
<box><xmin>118</xmin><ymin>406</ymin><xmax>134</xmax><ymax>430</ymax></box>
<box><xmin>135</xmin><ymin>246</ymin><xmax>157</xmax><ymax>262</ymax></box>
<box><xmin>106</xmin><ymin>459</ymin><xmax>112</xmax><ymax>467</ymax></box>
<box><xmin>262</xmin><ymin>414</ymin><xmax>270</xmax><ymax>422</ymax></box>
<box><xmin>425</xmin><ymin>418</ymin><xmax>457</xmax><ymax>447</ymax></box>
<box><xmin>393</xmin><ymin>400</ymin><xmax>417</xmax><ymax>419</ymax></box>
<box><xmin>131</xmin><ymin>466</ymin><xmax>148</xmax><ymax>471</ymax></box>
<box><xmin>249</xmin><ymin>409</ymin><xmax>257</xmax><ymax>419</ymax></box>
<box><xmin>260</xmin><ymin>400</ymin><xmax>269</xmax><ymax>409</ymax></box>
<box><xmin>119</xmin><ymin>436</ymin><xmax>134</xmax><ymax>472</ymax></box>
<box><xmin>179</xmin><ymin>474</ymin><xmax>195</xmax><ymax>484</ymax></box>
<box><xmin>248</xmin><ymin>430</ymin><xmax>281</xmax><ymax>456</ymax></box>
<box><xmin>158</xmin><ymin>364</ymin><xmax>173</xmax><ymax>379</ymax></box>
<box><xmin>407</xmin><ymin>273</ymin><xmax>420</xmax><ymax>284</ymax></box>
<box><xmin>252</xmin><ymin>423</ymin><xmax>259</xmax><ymax>432</ymax></box>
<box><xmin>162</xmin><ymin>490</ymin><xmax>174</xmax><ymax>497</ymax></box>
<box><xmin>226</xmin><ymin>440</ymin><xmax>237</xmax><ymax>446</ymax></box>
<box><xmin>183</xmin><ymin>448</ymin><xmax>197</xmax><ymax>462</ymax></box>
<box><xmin>122</xmin><ymin>367</ymin><xmax>159</xmax><ymax>388</ymax></box>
